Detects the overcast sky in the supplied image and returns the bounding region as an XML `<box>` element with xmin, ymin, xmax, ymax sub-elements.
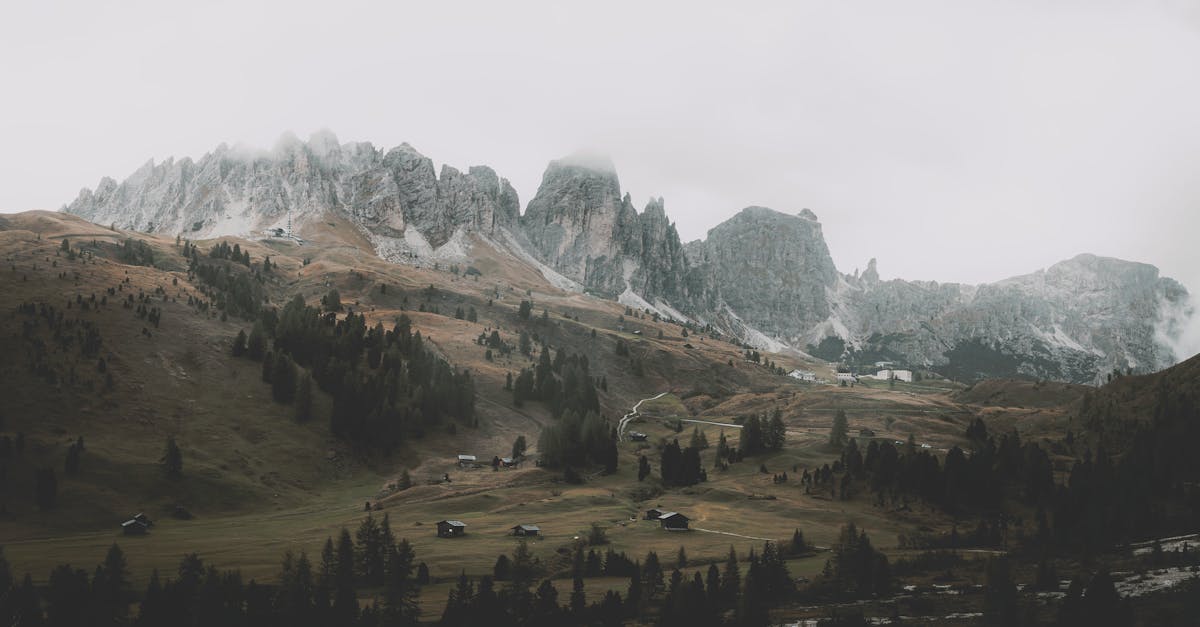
<box><xmin>3</xmin><ymin>1</ymin><xmax>1199</xmax><ymax>299</ymax></box>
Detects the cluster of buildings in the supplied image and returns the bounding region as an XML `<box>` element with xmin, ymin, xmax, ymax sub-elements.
<box><xmin>436</xmin><ymin>520</ymin><xmax>542</xmax><ymax>538</ymax></box>
<box><xmin>643</xmin><ymin>508</ymin><xmax>690</xmax><ymax>531</ymax></box>
<box><xmin>867</xmin><ymin>368</ymin><xmax>913</xmax><ymax>382</ymax></box>
<box><xmin>435</xmin><ymin>511</ymin><xmax>690</xmax><ymax>539</ymax></box>
<box><xmin>458</xmin><ymin>453</ymin><xmax>520</xmax><ymax>469</ymax></box>
<box><xmin>789</xmin><ymin>363</ymin><xmax>916</xmax><ymax>385</ymax></box>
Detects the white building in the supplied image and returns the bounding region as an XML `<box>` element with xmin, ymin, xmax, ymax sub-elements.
<box><xmin>875</xmin><ymin>369</ymin><xmax>913</xmax><ymax>382</ymax></box>
<box><xmin>835</xmin><ymin>372</ymin><xmax>858</xmax><ymax>383</ymax></box>
<box><xmin>788</xmin><ymin>369</ymin><xmax>816</xmax><ymax>382</ymax></box>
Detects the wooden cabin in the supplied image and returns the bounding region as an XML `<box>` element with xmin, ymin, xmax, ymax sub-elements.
<box><xmin>511</xmin><ymin>524</ymin><xmax>540</xmax><ymax>537</ymax></box>
<box><xmin>122</xmin><ymin>519</ymin><xmax>149</xmax><ymax>535</ymax></box>
<box><xmin>658</xmin><ymin>512</ymin><xmax>690</xmax><ymax>531</ymax></box>
<box><xmin>437</xmin><ymin>520</ymin><xmax>467</xmax><ymax>537</ymax></box>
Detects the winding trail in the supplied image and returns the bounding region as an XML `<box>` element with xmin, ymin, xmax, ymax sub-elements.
<box><xmin>618</xmin><ymin>392</ymin><xmax>668</xmax><ymax>440</ymax></box>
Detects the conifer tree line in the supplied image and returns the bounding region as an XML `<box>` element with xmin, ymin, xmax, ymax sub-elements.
<box><xmin>798</xmin><ymin>425</ymin><xmax>1055</xmax><ymax>518</ymax></box>
<box><xmin>511</xmin><ymin>347</ymin><xmax>601</xmax><ymax>419</ymax></box>
<box><xmin>184</xmin><ymin>240</ymin><xmax>267</xmax><ymax>320</ymax></box>
<box><xmin>232</xmin><ymin>295</ymin><xmax>476</xmax><ymax>453</ymax></box>
<box><xmin>0</xmin><ymin>512</ymin><xmax>423</xmax><ymax>627</ymax></box>
<box><xmin>1048</xmin><ymin>386</ymin><xmax>1200</xmax><ymax>554</ymax></box>
<box><xmin>737</xmin><ymin>410</ymin><xmax>786</xmax><ymax>456</ymax></box>
<box><xmin>658</xmin><ymin>439</ymin><xmax>705</xmax><ymax>486</ymax></box>
<box><xmin>813</xmin><ymin>397</ymin><xmax>1200</xmax><ymax>558</ymax></box>
<box><xmin>444</xmin><ymin>535</ymin><xmax>814</xmax><ymax>627</ymax></box>
<box><xmin>117</xmin><ymin>238</ymin><xmax>156</xmax><ymax>267</ymax></box>
<box><xmin>536</xmin><ymin>410</ymin><xmax>617</xmax><ymax>472</ymax></box>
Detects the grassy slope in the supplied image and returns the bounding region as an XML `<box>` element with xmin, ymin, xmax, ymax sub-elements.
<box><xmin>0</xmin><ymin>210</ymin><xmax>1074</xmax><ymax>619</ymax></box>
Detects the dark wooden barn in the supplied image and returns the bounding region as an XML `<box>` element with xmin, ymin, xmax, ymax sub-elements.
<box><xmin>437</xmin><ymin>520</ymin><xmax>467</xmax><ymax>537</ymax></box>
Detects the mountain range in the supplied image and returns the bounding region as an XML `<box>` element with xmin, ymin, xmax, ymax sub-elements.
<box><xmin>63</xmin><ymin>131</ymin><xmax>1194</xmax><ymax>384</ymax></box>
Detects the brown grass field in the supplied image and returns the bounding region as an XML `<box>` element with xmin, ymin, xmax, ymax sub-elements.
<box><xmin>0</xmin><ymin>211</ymin><xmax>1065</xmax><ymax>620</ymax></box>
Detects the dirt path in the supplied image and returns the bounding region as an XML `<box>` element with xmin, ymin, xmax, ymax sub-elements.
<box><xmin>680</xmin><ymin>418</ymin><xmax>742</xmax><ymax>429</ymax></box>
<box><xmin>618</xmin><ymin>392</ymin><xmax>668</xmax><ymax>440</ymax></box>
<box><xmin>691</xmin><ymin>526</ymin><xmax>773</xmax><ymax>542</ymax></box>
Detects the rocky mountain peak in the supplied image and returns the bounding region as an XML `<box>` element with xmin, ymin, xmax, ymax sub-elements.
<box><xmin>59</xmin><ymin>135</ymin><xmax>1195</xmax><ymax>383</ymax></box>
<box><xmin>861</xmin><ymin>258</ymin><xmax>880</xmax><ymax>284</ymax></box>
<box><xmin>518</xmin><ymin>153</ymin><xmax>630</xmax><ymax>289</ymax></box>
<box><xmin>306</xmin><ymin>129</ymin><xmax>342</xmax><ymax>158</ymax></box>
<box><xmin>63</xmin><ymin>135</ymin><xmax>520</xmax><ymax>250</ymax></box>
<box><xmin>691</xmin><ymin>205</ymin><xmax>839</xmax><ymax>340</ymax></box>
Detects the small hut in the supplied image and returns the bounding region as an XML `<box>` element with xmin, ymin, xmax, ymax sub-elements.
<box><xmin>122</xmin><ymin>519</ymin><xmax>149</xmax><ymax>535</ymax></box>
<box><xmin>437</xmin><ymin>520</ymin><xmax>467</xmax><ymax>538</ymax></box>
<box><xmin>511</xmin><ymin>524</ymin><xmax>540</xmax><ymax>537</ymax></box>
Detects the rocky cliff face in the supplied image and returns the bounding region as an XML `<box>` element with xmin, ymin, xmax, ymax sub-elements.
<box><xmin>685</xmin><ymin>207</ymin><xmax>838</xmax><ymax>338</ymax></box>
<box><xmin>517</xmin><ymin>155</ymin><xmax>693</xmax><ymax>301</ymax></box>
<box><xmin>817</xmin><ymin>255</ymin><xmax>1191</xmax><ymax>383</ymax></box>
<box><xmin>63</xmin><ymin>135</ymin><xmax>1195</xmax><ymax>383</ymax></box>
<box><xmin>65</xmin><ymin>131</ymin><xmax>520</xmax><ymax>255</ymax></box>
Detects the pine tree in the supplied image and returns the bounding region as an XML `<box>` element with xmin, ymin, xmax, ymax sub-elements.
<box><xmin>261</xmin><ymin>350</ymin><xmax>274</xmax><ymax>383</ymax></box>
<box><xmin>232</xmin><ymin>329</ymin><xmax>247</xmax><ymax>357</ymax></box>
<box><xmin>162</xmin><ymin>437</ymin><xmax>182</xmax><ymax>479</ymax></box>
<box><xmin>768</xmin><ymin>410</ymin><xmax>786</xmax><ymax>450</ymax></box>
<box><xmin>322</xmin><ymin>289</ymin><xmax>342</xmax><ymax>312</ymax></box>
<box><xmin>356</xmin><ymin>514</ymin><xmax>385</xmax><ymax>585</ymax></box>
<box><xmin>333</xmin><ymin>529</ymin><xmax>358</xmax><ymax>623</ymax></box>
<box><xmin>493</xmin><ymin>555</ymin><xmax>512</xmax><ymax>581</ymax></box>
<box><xmin>643</xmin><ymin>551</ymin><xmax>664</xmax><ymax>598</ymax></box>
<box><xmin>638</xmin><ymin>455</ymin><xmax>651</xmax><ymax>481</ymax></box>
<box><xmin>247</xmin><ymin>321</ymin><xmax>266</xmax><ymax>360</ymax></box>
<box><xmin>381</xmin><ymin>538</ymin><xmax>419</xmax><ymax>625</ymax></box>
<box><xmin>720</xmin><ymin>546</ymin><xmax>740</xmax><ymax>610</ymax></box>
<box><xmin>511</xmin><ymin>539</ymin><xmax>539</xmax><ymax>590</ymax></box>
<box><xmin>830</xmin><ymin>409</ymin><xmax>848</xmax><ymax>450</ymax></box>
<box><xmin>983</xmin><ymin>557</ymin><xmax>1018</xmax><ymax>626</ymax></box>
<box><xmin>64</xmin><ymin>442</ymin><xmax>82</xmax><ymax>475</ymax></box>
<box><xmin>570</xmin><ymin>574</ymin><xmax>587</xmax><ymax>618</ymax></box>
<box><xmin>92</xmin><ymin>543</ymin><xmax>129</xmax><ymax>624</ymax></box>
<box><xmin>295</xmin><ymin>373</ymin><xmax>313</xmax><ymax>422</ymax></box>
<box><xmin>790</xmin><ymin>528</ymin><xmax>808</xmax><ymax>555</ymax></box>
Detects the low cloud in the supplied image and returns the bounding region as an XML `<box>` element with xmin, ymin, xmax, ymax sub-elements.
<box><xmin>1156</xmin><ymin>292</ymin><xmax>1200</xmax><ymax>364</ymax></box>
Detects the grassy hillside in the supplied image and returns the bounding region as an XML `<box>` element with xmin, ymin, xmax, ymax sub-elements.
<box><xmin>7</xmin><ymin>210</ymin><xmax>1187</xmax><ymax>624</ymax></box>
